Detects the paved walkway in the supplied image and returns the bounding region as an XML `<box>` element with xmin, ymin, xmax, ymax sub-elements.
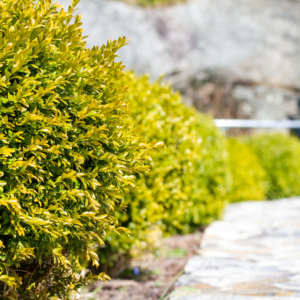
<box><xmin>173</xmin><ymin>198</ymin><xmax>300</xmax><ymax>300</ymax></box>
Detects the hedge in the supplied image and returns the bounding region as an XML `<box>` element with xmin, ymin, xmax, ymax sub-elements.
<box><xmin>227</xmin><ymin>138</ymin><xmax>266</xmax><ymax>203</ymax></box>
<box><xmin>247</xmin><ymin>133</ymin><xmax>300</xmax><ymax>199</ymax></box>
<box><xmin>0</xmin><ymin>0</ymin><xmax>155</xmax><ymax>298</ymax></box>
<box><xmin>98</xmin><ymin>72</ymin><xmax>231</xmax><ymax>274</ymax></box>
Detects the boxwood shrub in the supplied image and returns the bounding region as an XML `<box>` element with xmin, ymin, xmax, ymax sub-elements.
<box><xmin>227</xmin><ymin>138</ymin><xmax>266</xmax><ymax>203</ymax></box>
<box><xmin>0</xmin><ymin>0</ymin><xmax>154</xmax><ymax>298</ymax></box>
<box><xmin>247</xmin><ymin>133</ymin><xmax>300</xmax><ymax>199</ymax></box>
<box><xmin>98</xmin><ymin>72</ymin><xmax>231</xmax><ymax>274</ymax></box>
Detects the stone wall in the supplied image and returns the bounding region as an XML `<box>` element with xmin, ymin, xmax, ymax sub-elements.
<box><xmin>58</xmin><ymin>0</ymin><xmax>300</xmax><ymax>120</ymax></box>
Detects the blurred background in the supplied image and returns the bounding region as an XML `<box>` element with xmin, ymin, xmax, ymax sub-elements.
<box><xmin>59</xmin><ymin>0</ymin><xmax>300</xmax><ymax>122</ymax></box>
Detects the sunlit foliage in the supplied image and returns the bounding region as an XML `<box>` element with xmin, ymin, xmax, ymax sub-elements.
<box><xmin>227</xmin><ymin>138</ymin><xmax>266</xmax><ymax>203</ymax></box>
<box><xmin>247</xmin><ymin>133</ymin><xmax>300</xmax><ymax>199</ymax></box>
<box><xmin>98</xmin><ymin>72</ymin><xmax>231</xmax><ymax>274</ymax></box>
<box><xmin>0</xmin><ymin>0</ymin><xmax>153</xmax><ymax>298</ymax></box>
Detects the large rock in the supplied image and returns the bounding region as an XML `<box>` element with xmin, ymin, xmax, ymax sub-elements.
<box><xmin>58</xmin><ymin>0</ymin><xmax>300</xmax><ymax>120</ymax></box>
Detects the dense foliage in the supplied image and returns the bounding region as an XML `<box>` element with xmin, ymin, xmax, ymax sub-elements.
<box><xmin>0</xmin><ymin>0</ymin><xmax>155</xmax><ymax>298</ymax></box>
<box><xmin>227</xmin><ymin>138</ymin><xmax>266</xmax><ymax>203</ymax></box>
<box><xmin>5</xmin><ymin>0</ymin><xmax>300</xmax><ymax>293</ymax></box>
<box><xmin>98</xmin><ymin>72</ymin><xmax>231</xmax><ymax>274</ymax></box>
<box><xmin>247</xmin><ymin>133</ymin><xmax>300</xmax><ymax>199</ymax></box>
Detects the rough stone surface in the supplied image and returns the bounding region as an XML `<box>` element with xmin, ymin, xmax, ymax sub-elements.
<box><xmin>58</xmin><ymin>0</ymin><xmax>300</xmax><ymax>119</ymax></box>
<box><xmin>172</xmin><ymin>198</ymin><xmax>300</xmax><ymax>299</ymax></box>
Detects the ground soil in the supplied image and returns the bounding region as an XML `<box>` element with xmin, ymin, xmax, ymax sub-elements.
<box><xmin>80</xmin><ymin>231</ymin><xmax>202</xmax><ymax>300</ymax></box>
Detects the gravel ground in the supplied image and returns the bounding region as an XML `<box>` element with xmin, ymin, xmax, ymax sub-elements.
<box><xmin>80</xmin><ymin>231</ymin><xmax>203</xmax><ymax>300</ymax></box>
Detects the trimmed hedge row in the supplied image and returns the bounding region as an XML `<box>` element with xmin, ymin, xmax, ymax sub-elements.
<box><xmin>246</xmin><ymin>133</ymin><xmax>300</xmax><ymax>200</ymax></box>
<box><xmin>124</xmin><ymin>72</ymin><xmax>231</xmax><ymax>235</ymax></box>
<box><xmin>97</xmin><ymin>73</ymin><xmax>300</xmax><ymax>276</ymax></box>
<box><xmin>0</xmin><ymin>0</ymin><xmax>233</xmax><ymax>293</ymax></box>
<box><xmin>227</xmin><ymin>133</ymin><xmax>300</xmax><ymax>202</ymax></box>
<box><xmin>98</xmin><ymin>72</ymin><xmax>231</xmax><ymax>274</ymax></box>
<box><xmin>2</xmin><ymin>0</ymin><xmax>300</xmax><ymax>295</ymax></box>
<box><xmin>227</xmin><ymin>138</ymin><xmax>266</xmax><ymax>203</ymax></box>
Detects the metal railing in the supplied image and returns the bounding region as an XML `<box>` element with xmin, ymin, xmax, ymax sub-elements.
<box><xmin>214</xmin><ymin>119</ymin><xmax>300</xmax><ymax>129</ymax></box>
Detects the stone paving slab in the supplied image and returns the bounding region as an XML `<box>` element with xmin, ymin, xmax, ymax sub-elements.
<box><xmin>172</xmin><ymin>198</ymin><xmax>300</xmax><ymax>300</ymax></box>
